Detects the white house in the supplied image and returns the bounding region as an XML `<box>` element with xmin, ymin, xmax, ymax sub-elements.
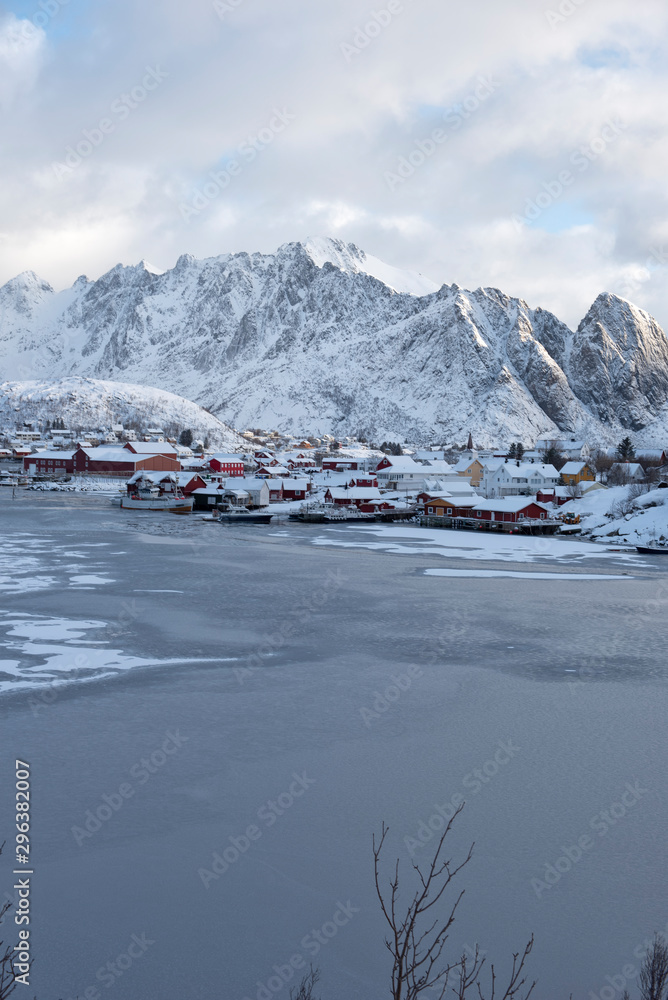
<box><xmin>534</xmin><ymin>439</ymin><xmax>590</xmax><ymax>461</ymax></box>
<box><xmin>482</xmin><ymin>461</ymin><xmax>560</xmax><ymax>498</ymax></box>
<box><xmin>222</xmin><ymin>477</ymin><xmax>270</xmax><ymax>506</ymax></box>
<box><xmin>609</xmin><ymin>462</ymin><xmax>645</xmax><ymax>484</ymax></box>
<box><xmin>423</xmin><ymin>477</ymin><xmax>478</xmax><ymax>498</ymax></box>
<box><xmin>375</xmin><ymin>455</ymin><xmax>427</xmax><ymax>492</ymax></box>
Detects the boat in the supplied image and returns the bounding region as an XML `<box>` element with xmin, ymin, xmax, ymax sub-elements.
<box><xmin>337</xmin><ymin>506</ymin><xmax>374</xmax><ymax>521</ymax></box>
<box><xmin>636</xmin><ymin>543</ymin><xmax>668</xmax><ymax>554</ymax></box>
<box><xmin>120</xmin><ymin>472</ymin><xmax>194</xmax><ymax>512</ymax></box>
<box><xmin>290</xmin><ymin>502</ymin><xmax>347</xmax><ymax>523</ymax></box>
<box><xmin>214</xmin><ymin>503</ymin><xmax>273</xmax><ymax>524</ymax></box>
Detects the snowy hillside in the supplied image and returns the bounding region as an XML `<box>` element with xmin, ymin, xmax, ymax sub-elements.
<box><xmin>560</xmin><ymin>485</ymin><xmax>668</xmax><ymax>547</ymax></box>
<box><xmin>0</xmin><ymin>377</ymin><xmax>244</xmax><ymax>449</ymax></box>
<box><xmin>1</xmin><ymin>237</ymin><xmax>668</xmax><ymax>445</ymax></box>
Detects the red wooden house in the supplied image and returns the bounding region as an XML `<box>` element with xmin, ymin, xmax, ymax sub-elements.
<box><xmin>279</xmin><ymin>479</ymin><xmax>310</xmax><ymax>501</ymax></box>
<box><xmin>322</xmin><ymin>458</ymin><xmax>360</xmax><ymax>471</ymax></box>
<box><xmin>73</xmin><ymin>447</ymin><xmax>180</xmax><ymax>476</ymax></box>
<box><xmin>422</xmin><ymin>497</ymin><xmax>552</xmax><ymax>523</ymax></box>
<box><xmin>24</xmin><ymin>451</ymin><xmax>75</xmax><ymax>474</ymax></box>
<box><xmin>208</xmin><ymin>454</ymin><xmax>244</xmax><ymax>476</ymax></box>
<box><xmin>324</xmin><ymin>487</ymin><xmax>382</xmax><ymax>508</ymax></box>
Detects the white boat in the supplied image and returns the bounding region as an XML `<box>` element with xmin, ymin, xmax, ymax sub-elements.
<box><xmin>121</xmin><ymin>472</ymin><xmax>193</xmax><ymax>513</ymax></box>
<box><xmin>121</xmin><ymin>494</ymin><xmax>193</xmax><ymax>512</ymax></box>
<box><xmin>214</xmin><ymin>504</ymin><xmax>273</xmax><ymax>524</ymax></box>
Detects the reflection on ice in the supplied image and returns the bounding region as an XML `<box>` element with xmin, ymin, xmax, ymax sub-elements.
<box><xmin>314</xmin><ymin>524</ymin><xmax>646</xmax><ymax>567</ymax></box>
<box><xmin>0</xmin><ymin>612</ymin><xmax>238</xmax><ymax>695</ymax></box>
<box><xmin>0</xmin><ymin>531</ymin><xmax>114</xmax><ymax>593</ymax></box>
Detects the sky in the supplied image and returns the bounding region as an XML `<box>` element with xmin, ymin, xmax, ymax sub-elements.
<box><xmin>1</xmin><ymin>0</ymin><xmax>668</xmax><ymax>329</ymax></box>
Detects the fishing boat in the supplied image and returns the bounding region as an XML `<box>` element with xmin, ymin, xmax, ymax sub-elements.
<box><xmin>214</xmin><ymin>503</ymin><xmax>273</xmax><ymax>524</ymax></box>
<box><xmin>636</xmin><ymin>542</ymin><xmax>668</xmax><ymax>554</ymax></box>
<box><xmin>121</xmin><ymin>472</ymin><xmax>193</xmax><ymax>512</ymax></box>
<box><xmin>289</xmin><ymin>502</ymin><xmax>347</xmax><ymax>523</ymax></box>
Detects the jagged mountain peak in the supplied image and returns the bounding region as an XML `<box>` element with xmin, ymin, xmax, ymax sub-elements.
<box><xmin>1</xmin><ymin>238</ymin><xmax>667</xmax><ymax>445</ymax></box>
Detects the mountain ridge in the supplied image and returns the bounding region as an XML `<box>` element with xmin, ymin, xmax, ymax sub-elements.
<box><xmin>1</xmin><ymin>237</ymin><xmax>667</xmax><ymax>446</ymax></box>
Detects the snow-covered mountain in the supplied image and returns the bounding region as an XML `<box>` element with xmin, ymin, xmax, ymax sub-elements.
<box><xmin>0</xmin><ymin>377</ymin><xmax>244</xmax><ymax>449</ymax></box>
<box><xmin>1</xmin><ymin>237</ymin><xmax>668</xmax><ymax>446</ymax></box>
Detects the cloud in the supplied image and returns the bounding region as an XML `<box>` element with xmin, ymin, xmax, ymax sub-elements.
<box><xmin>0</xmin><ymin>13</ymin><xmax>45</xmax><ymax>109</ymax></box>
<box><xmin>0</xmin><ymin>0</ymin><xmax>668</xmax><ymax>330</ymax></box>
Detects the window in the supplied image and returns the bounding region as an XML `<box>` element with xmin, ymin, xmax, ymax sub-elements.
<box><xmin>477</xmin><ymin>511</ymin><xmax>482</xmax><ymax>517</ymax></box>
<box><xmin>447</xmin><ymin>508</ymin><xmax>453</xmax><ymax>514</ymax></box>
<box><xmin>540</xmin><ymin>513</ymin><xmax>545</xmax><ymax>519</ymax></box>
<box><xmin>427</xmin><ymin>507</ymin><xmax>434</xmax><ymax>514</ymax></box>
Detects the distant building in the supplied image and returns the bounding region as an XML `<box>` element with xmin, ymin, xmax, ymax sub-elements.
<box><xmin>73</xmin><ymin>446</ymin><xmax>180</xmax><ymax>476</ymax></box>
<box><xmin>23</xmin><ymin>451</ymin><xmax>75</xmax><ymax>475</ymax></box>
<box><xmin>208</xmin><ymin>454</ymin><xmax>245</xmax><ymax>477</ymax></box>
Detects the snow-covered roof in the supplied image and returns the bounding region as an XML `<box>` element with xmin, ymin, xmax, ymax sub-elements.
<box><xmin>224</xmin><ymin>477</ymin><xmax>269</xmax><ymax>490</ymax></box>
<box><xmin>560</xmin><ymin>461</ymin><xmax>590</xmax><ymax>475</ymax></box>
<box><xmin>376</xmin><ymin>456</ymin><xmax>423</xmax><ymax>472</ymax></box>
<box><xmin>279</xmin><ymin>479</ymin><xmax>309</xmax><ymax>489</ymax></box>
<box><xmin>32</xmin><ymin>450</ymin><xmax>75</xmax><ymax>459</ymax></box>
<box><xmin>488</xmin><ymin>462</ymin><xmax>559</xmax><ymax>479</ymax></box>
<box><xmin>127</xmin><ymin>471</ymin><xmax>177</xmax><ymax>484</ymax></box>
<box><xmin>472</xmin><ymin>498</ymin><xmax>552</xmax><ymax>514</ymax></box>
<box><xmin>79</xmin><ymin>447</ymin><xmax>138</xmax><ymax>462</ymax></box>
<box><xmin>125</xmin><ymin>441</ymin><xmax>177</xmax><ymax>455</ymax></box>
<box><xmin>210</xmin><ymin>453</ymin><xmax>244</xmax><ymax>462</ymax></box>
<box><xmin>451</xmin><ymin>456</ymin><xmax>480</xmax><ymax>473</ymax></box>
<box><xmin>424</xmin><ymin>478</ymin><xmax>477</xmax><ymax>496</ymax></box>
<box><xmin>421</xmin><ymin>460</ymin><xmax>453</xmax><ymax>474</ymax></box>
<box><xmin>257</xmin><ymin>464</ymin><xmax>290</xmax><ymax>475</ymax></box>
<box><xmin>610</xmin><ymin>462</ymin><xmax>644</xmax><ymax>475</ymax></box>
<box><xmin>326</xmin><ymin>487</ymin><xmax>382</xmax><ymax>500</ymax></box>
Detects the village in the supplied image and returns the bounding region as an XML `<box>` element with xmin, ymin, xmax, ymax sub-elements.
<box><xmin>2</xmin><ymin>419</ymin><xmax>667</xmax><ymax>537</ymax></box>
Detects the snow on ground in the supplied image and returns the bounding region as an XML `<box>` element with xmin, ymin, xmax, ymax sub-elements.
<box><xmin>26</xmin><ymin>477</ymin><xmax>124</xmax><ymax>495</ymax></box>
<box><xmin>560</xmin><ymin>485</ymin><xmax>668</xmax><ymax>546</ymax></box>
<box><xmin>311</xmin><ymin>523</ymin><xmax>646</xmax><ymax>567</ymax></box>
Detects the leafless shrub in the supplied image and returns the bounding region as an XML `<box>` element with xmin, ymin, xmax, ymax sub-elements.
<box><xmin>373</xmin><ymin>805</ymin><xmax>535</xmax><ymax>1000</ymax></box>
<box><xmin>290</xmin><ymin>966</ymin><xmax>320</xmax><ymax>1000</ymax></box>
<box><xmin>639</xmin><ymin>934</ymin><xmax>668</xmax><ymax>1000</ymax></box>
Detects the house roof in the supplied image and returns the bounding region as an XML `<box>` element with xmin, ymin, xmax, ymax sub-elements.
<box><xmin>79</xmin><ymin>447</ymin><xmax>138</xmax><ymax>462</ymax></box>
<box><xmin>487</xmin><ymin>462</ymin><xmax>559</xmax><ymax>479</ymax></box>
<box><xmin>224</xmin><ymin>477</ymin><xmax>269</xmax><ymax>490</ymax></box>
<box><xmin>32</xmin><ymin>450</ymin><xmax>75</xmax><ymax>460</ymax></box>
<box><xmin>279</xmin><ymin>479</ymin><xmax>308</xmax><ymax>489</ymax></box>
<box><xmin>376</xmin><ymin>456</ymin><xmax>423</xmax><ymax>471</ymax></box>
<box><xmin>128</xmin><ymin>471</ymin><xmax>177</xmax><ymax>484</ymax></box>
<box><xmin>472</xmin><ymin>499</ymin><xmax>552</xmax><ymax>514</ymax></box>
<box><xmin>610</xmin><ymin>462</ymin><xmax>644</xmax><ymax>475</ymax></box>
<box><xmin>125</xmin><ymin>441</ymin><xmax>177</xmax><ymax>456</ymax></box>
<box><xmin>210</xmin><ymin>453</ymin><xmax>244</xmax><ymax>462</ymax></box>
<box><xmin>451</xmin><ymin>457</ymin><xmax>480</xmax><ymax>472</ymax></box>
<box><xmin>560</xmin><ymin>461</ymin><xmax>589</xmax><ymax>475</ymax></box>
<box><xmin>326</xmin><ymin>487</ymin><xmax>382</xmax><ymax>500</ymax></box>
<box><xmin>421</xmin><ymin>460</ymin><xmax>453</xmax><ymax>474</ymax></box>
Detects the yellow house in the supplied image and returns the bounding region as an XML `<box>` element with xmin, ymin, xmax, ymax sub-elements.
<box><xmin>560</xmin><ymin>461</ymin><xmax>595</xmax><ymax>486</ymax></box>
<box><xmin>454</xmin><ymin>457</ymin><xmax>484</xmax><ymax>487</ymax></box>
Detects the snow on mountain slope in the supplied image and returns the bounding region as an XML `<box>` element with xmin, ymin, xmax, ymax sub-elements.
<box><xmin>1</xmin><ymin>238</ymin><xmax>668</xmax><ymax>445</ymax></box>
<box><xmin>303</xmin><ymin>236</ymin><xmax>439</xmax><ymax>296</ymax></box>
<box><xmin>0</xmin><ymin>378</ymin><xmax>244</xmax><ymax>449</ymax></box>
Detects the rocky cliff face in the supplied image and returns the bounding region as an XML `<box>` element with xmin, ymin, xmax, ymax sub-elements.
<box><xmin>1</xmin><ymin>237</ymin><xmax>667</xmax><ymax>444</ymax></box>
